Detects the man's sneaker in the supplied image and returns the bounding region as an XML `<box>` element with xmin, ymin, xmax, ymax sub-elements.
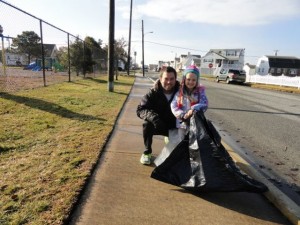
<box><xmin>140</xmin><ymin>153</ymin><xmax>152</xmax><ymax>165</ymax></box>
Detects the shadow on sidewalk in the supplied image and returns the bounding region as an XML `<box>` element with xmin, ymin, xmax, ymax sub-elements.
<box><xmin>173</xmin><ymin>189</ymin><xmax>291</xmax><ymax>224</ymax></box>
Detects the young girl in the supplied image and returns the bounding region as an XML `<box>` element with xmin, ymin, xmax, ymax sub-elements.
<box><xmin>154</xmin><ymin>65</ymin><xmax>208</xmax><ymax>166</ymax></box>
<box><xmin>171</xmin><ymin>65</ymin><xmax>208</xmax><ymax>141</ymax></box>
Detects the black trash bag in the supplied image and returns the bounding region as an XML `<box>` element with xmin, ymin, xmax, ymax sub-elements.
<box><xmin>151</xmin><ymin>111</ymin><xmax>268</xmax><ymax>193</ymax></box>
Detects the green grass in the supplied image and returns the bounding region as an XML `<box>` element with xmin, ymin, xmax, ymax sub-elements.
<box><xmin>0</xmin><ymin>74</ymin><xmax>134</xmax><ymax>224</ymax></box>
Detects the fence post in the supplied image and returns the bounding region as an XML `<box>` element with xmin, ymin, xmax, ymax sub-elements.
<box><xmin>39</xmin><ymin>19</ymin><xmax>46</xmax><ymax>87</ymax></box>
<box><xmin>67</xmin><ymin>33</ymin><xmax>71</xmax><ymax>82</ymax></box>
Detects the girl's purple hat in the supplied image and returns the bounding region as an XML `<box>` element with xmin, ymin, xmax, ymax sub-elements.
<box><xmin>183</xmin><ymin>65</ymin><xmax>200</xmax><ymax>77</ymax></box>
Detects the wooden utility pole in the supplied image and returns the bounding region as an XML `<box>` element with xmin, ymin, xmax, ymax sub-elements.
<box><xmin>108</xmin><ymin>0</ymin><xmax>115</xmax><ymax>92</ymax></box>
<box><xmin>127</xmin><ymin>0</ymin><xmax>133</xmax><ymax>76</ymax></box>
<box><xmin>142</xmin><ymin>20</ymin><xmax>145</xmax><ymax>77</ymax></box>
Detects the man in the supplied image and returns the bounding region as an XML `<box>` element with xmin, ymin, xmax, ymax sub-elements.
<box><xmin>136</xmin><ymin>66</ymin><xmax>180</xmax><ymax>165</ymax></box>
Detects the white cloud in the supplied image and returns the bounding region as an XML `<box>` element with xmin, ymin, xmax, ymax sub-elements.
<box><xmin>131</xmin><ymin>0</ymin><xmax>300</xmax><ymax>26</ymax></box>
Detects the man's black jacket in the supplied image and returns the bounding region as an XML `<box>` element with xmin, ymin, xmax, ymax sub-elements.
<box><xmin>136</xmin><ymin>79</ymin><xmax>180</xmax><ymax>129</ymax></box>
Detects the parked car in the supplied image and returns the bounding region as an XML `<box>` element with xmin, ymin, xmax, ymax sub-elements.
<box><xmin>214</xmin><ymin>69</ymin><xmax>246</xmax><ymax>84</ymax></box>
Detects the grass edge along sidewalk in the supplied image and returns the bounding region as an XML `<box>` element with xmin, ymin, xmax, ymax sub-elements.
<box><xmin>0</xmin><ymin>75</ymin><xmax>134</xmax><ymax>225</ymax></box>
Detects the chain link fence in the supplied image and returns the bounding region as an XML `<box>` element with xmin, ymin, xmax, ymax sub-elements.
<box><xmin>0</xmin><ymin>0</ymin><xmax>108</xmax><ymax>93</ymax></box>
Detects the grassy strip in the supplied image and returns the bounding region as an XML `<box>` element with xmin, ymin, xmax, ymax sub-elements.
<box><xmin>0</xmin><ymin>75</ymin><xmax>134</xmax><ymax>224</ymax></box>
<box><xmin>247</xmin><ymin>83</ymin><xmax>300</xmax><ymax>94</ymax></box>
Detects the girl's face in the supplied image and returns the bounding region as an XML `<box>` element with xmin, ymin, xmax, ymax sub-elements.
<box><xmin>185</xmin><ymin>73</ymin><xmax>198</xmax><ymax>90</ymax></box>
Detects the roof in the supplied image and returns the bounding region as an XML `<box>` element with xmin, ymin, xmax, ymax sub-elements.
<box><xmin>210</xmin><ymin>48</ymin><xmax>244</xmax><ymax>51</ymax></box>
<box><xmin>244</xmin><ymin>63</ymin><xmax>256</xmax><ymax>69</ymax></box>
<box><xmin>43</xmin><ymin>44</ymin><xmax>56</xmax><ymax>52</ymax></box>
<box><xmin>265</xmin><ymin>55</ymin><xmax>300</xmax><ymax>68</ymax></box>
<box><xmin>180</xmin><ymin>54</ymin><xmax>201</xmax><ymax>58</ymax></box>
<box><xmin>202</xmin><ymin>51</ymin><xmax>226</xmax><ymax>59</ymax></box>
<box><xmin>43</xmin><ymin>44</ymin><xmax>57</xmax><ymax>57</ymax></box>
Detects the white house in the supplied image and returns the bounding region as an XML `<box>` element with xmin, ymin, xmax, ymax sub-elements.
<box><xmin>243</xmin><ymin>63</ymin><xmax>256</xmax><ymax>82</ymax></box>
<box><xmin>200</xmin><ymin>48</ymin><xmax>245</xmax><ymax>75</ymax></box>
<box><xmin>176</xmin><ymin>52</ymin><xmax>201</xmax><ymax>71</ymax></box>
<box><xmin>156</xmin><ymin>53</ymin><xmax>200</xmax><ymax>72</ymax></box>
<box><xmin>256</xmin><ymin>55</ymin><xmax>300</xmax><ymax>76</ymax></box>
<box><xmin>157</xmin><ymin>60</ymin><xmax>170</xmax><ymax>71</ymax></box>
<box><xmin>5</xmin><ymin>53</ymin><xmax>27</xmax><ymax>66</ymax></box>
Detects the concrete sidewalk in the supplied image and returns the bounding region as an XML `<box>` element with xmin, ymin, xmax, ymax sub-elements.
<box><xmin>69</xmin><ymin>74</ymin><xmax>298</xmax><ymax>225</ymax></box>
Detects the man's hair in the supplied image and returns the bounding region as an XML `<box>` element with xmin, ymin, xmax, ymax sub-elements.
<box><xmin>160</xmin><ymin>66</ymin><xmax>177</xmax><ymax>79</ymax></box>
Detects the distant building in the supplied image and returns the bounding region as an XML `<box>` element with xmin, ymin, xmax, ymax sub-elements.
<box><xmin>243</xmin><ymin>63</ymin><xmax>256</xmax><ymax>82</ymax></box>
<box><xmin>149</xmin><ymin>64</ymin><xmax>158</xmax><ymax>71</ymax></box>
<box><xmin>156</xmin><ymin>52</ymin><xmax>201</xmax><ymax>72</ymax></box>
<box><xmin>243</xmin><ymin>63</ymin><xmax>256</xmax><ymax>75</ymax></box>
<box><xmin>5</xmin><ymin>44</ymin><xmax>58</xmax><ymax>67</ymax></box>
<box><xmin>201</xmin><ymin>48</ymin><xmax>245</xmax><ymax>75</ymax></box>
<box><xmin>157</xmin><ymin>60</ymin><xmax>170</xmax><ymax>71</ymax></box>
<box><xmin>43</xmin><ymin>44</ymin><xmax>58</xmax><ymax>58</ymax></box>
<box><xmin>5</xmin><ymin>53</ymin><xmax>27</xmax><ymax>66</ymax></box>
<box><xmin>256</xmin><ymin>55</ymin><xmax>300</xmax><ymax>76</ymax></box>
<box><xmin>177</xmin><ymin>52</ymin><xmax>201</xmax><ymax>71</ymax></box>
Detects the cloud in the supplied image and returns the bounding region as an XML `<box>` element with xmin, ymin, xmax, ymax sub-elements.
<box><xmin>130</xmin><ymin>0</ymin><xmax>300</xmax><ymax>26</ymax></box>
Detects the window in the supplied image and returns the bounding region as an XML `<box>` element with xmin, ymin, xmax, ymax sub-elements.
<box><xmin>228</xmin><ymin>69</ymin><xmax>241</xmax><ymax>75</ymax></box>
<box><xmin>277</xmin><ymin>68</ymin><xmax>282</xmax><ymax>74</ymax></box>
<box><xmin>220</xmin><ymin>69</ymin><xmax>227</xmax><ymax>74</ymax></box>
<box><xmin>203</xmin><ymin>59</ymin><xmax>213</xmax><ymax>63</ymax></box>
<box><xmin>290</xmin><ymin>69</ymin><xmax>297</xmax><ymax>75</ymax></box>
<box><xmin>226</xmin><ymin>51</ymin><xmax>236</xmax><ymax>56</ymax></box>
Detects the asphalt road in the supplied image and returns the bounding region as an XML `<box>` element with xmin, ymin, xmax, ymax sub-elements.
<box><xmin>201</xmin><ymin>79</ymin><xmax>300</xmax><ymax>198</ymax></box>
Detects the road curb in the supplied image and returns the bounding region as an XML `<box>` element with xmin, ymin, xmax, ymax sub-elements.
<box><xmin>223</xmin><ymin>141</ymin><xmax>300</xmax><ymax>225</ymax></box>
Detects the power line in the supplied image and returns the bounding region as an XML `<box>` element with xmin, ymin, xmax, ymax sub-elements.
<box><xmin>134</xmin><ymin>41</ymin><xmax>260</xmax><ymax>58</ymax></box>
<box><xmin>131</xmin><ymin>40</ymin><xmax>207</xmax><ymax>52</ymax></box>
<box><xmin>146</xmin><ymin>41</ymin><xmax>208</xmax><ymax>53</ymax></box>
<box><xmin>132</xmin><ymin>39</ymin><xmax>261</xmax><ymax>58</ymax></box>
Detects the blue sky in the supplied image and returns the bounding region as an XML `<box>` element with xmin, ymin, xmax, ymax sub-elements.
<box><xmin>1</xmin><ymin>0</ymin><xmax>300</xmax><ymax>65</ymax></box>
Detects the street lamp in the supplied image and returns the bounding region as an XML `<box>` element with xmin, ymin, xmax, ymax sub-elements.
<box><xmin>0</xmin><ymin>25</ymin><xmax>6</xmax><ymax>76</ymax></box>
<box><xmin>141</xmin><ymin>20</ymin><xmax>153</xmax><ymax>77</ymax></box>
